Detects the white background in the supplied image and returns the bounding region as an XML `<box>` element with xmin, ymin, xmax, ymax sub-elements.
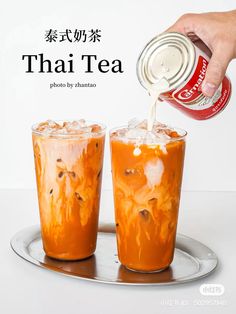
<box><xmin>1</xmin><ymin>0</ymin><xmax>236</xmax><ymax>192</ymax></box>
<box><xmin>1</xmin><ymin>3</ymin><xmax>236</xmax><ymax>314</ymax></box>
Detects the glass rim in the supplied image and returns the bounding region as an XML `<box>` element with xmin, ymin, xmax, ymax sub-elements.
<box><xmin>32</xmin><ymin>120</ymin><xmax>106</xmax><ymax>137</ymax></box>
<box><xmin>109</xmin><ymin>125</ymin><xmax>187</xmax><ymax>143</ymax></box>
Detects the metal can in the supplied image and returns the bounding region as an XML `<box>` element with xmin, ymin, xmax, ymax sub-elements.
<box><xmin>137</xmin><ymin>32</ymin><xmax>231</xmax><ymax>120</ymax></box>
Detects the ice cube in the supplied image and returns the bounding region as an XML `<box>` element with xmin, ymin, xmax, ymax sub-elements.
<box><xmin>128</xmin><ymin>119</ymin><xmax>148</xmax><ymax>130</ymax></box>
<box><xmin>125</xmin><ymin>128</ymin><xmax>148</xmax><ymax>139</ymax></box>
<box><xmin>47</xmin><ymin>120</ymin><xmax>60</xmax><ymax>129</ymax></box>
<box><xmin>153</xmin><ymin>120</ymin><xmax>167</xmax><ymax>128</ymax></box>
<box><xmin>159</xmin><ymin>144</ymin><xmax>168</xmax><ymax>154</ymax></box>
<box><xmin>50</xmin><ymin>127</ymin><xmax>67</xmax><ymax>135</ymax></box>
<box><xmin>62</xmin><ymin>121</ymin><xmax>80</xmax><ymax>131</ymax></box>
<box><xmin>82</xmin><ymin>127</ymin><xmax>93</xmax><ymax>133</ymax></box>
<box><xmin>152</xmin><ymin>126</ymin><xmax>171</xmax><ymax>141</ymax></box>
<box><xmin>137</xmin><ymin>120</ymin><xmax>148</xmax><ymax>130</ymax></box>
<box><xmin>139</xmin><ymin>209</ymin><xmax>150</xmax><ymax>220</ymax></box>
<box><xmin>36</xmin><ymin>120</ymin><xmax>63</xmax><ymax>134</ymax></box>
<box><xmin>90</xmin><ymin>124</ymin><xmax>102</xmax><ymax>133</ymax></box>
<box><xmin>128</xmin><ymin>118</ymin><xmax>140</xmax><ymax>129</ymax></box>
<box><xmin>144</xmin><ymin>131</ymin><xmax>156</xmax><ymax>144</ymax></box>
<box><xmin>78</xmin><ymin>119</ymin><xmax>86</xmax><ymax>128</ymax></box>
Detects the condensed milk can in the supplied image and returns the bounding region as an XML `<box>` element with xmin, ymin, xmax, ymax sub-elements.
<box><xmin>137</xmin><ymin>32</ymin><xmax>231</xmax><ymax>119</ymax></box>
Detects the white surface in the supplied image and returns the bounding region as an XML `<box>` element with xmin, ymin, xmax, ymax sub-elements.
<box><xmin>0</xmin><ymin>189</ymin><xmax>235</xmax><ymax>314</ymax></box>
<box><xmin>1</xmin><ymin>0</ymin><xmax>236</xmax><ymax>191</ymax></box>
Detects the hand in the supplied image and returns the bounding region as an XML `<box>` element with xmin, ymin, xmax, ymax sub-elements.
<box><xmin>167</xmin><ymin>10</ymin><xmax>236</xmax><ymax>97</ymax></box>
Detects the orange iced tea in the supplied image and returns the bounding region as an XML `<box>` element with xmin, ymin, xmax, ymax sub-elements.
<box><xmin>32</xmin><ymin>120</ymin><xmax>105</xmax><ymax>260</ymax></box>
<box><xmin>110</xmin><ymin>121</ymin><xmax>186</xmax><ymax>272</ymax></box>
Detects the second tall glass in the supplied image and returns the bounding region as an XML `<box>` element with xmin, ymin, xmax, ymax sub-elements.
<box><xmin>110</xmin><ymin>125</ymin><xmax>186</xmax><ymax>272</ymax></box>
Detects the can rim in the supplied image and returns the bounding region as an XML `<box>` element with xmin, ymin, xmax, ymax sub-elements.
<box><xmin>137</xmin><ymin>32</ymin><xmax>196</xmax><ymax>92</ymax></box>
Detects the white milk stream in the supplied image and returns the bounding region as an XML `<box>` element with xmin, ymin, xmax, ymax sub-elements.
<box><xmin>147</xmin><ymin>78</ymin><xmax>170</xmax><ymax>131</ymax></box>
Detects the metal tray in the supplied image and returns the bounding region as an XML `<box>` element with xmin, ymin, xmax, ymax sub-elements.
<box><xmin>10</xmin><ymin>224</ymin><xmax>218</xmax><ymax>285</ymax></box>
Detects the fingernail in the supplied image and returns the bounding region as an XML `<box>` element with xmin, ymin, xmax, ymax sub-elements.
<box><xmin>201</xmin><ymin>82</ymin><xmax>217</xmax><ymax>97</ymax></box>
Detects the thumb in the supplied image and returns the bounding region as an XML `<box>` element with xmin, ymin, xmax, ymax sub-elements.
<box><xmin>202</xmin><ymin>47</ymin><xmax>231</xmax><ymax>97</ymax></box>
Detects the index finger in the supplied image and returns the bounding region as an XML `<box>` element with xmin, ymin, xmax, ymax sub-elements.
<box><xmin>165</xmin><ymin>13</ymin><xmax>199</xmax><ymax>35</ymax></box>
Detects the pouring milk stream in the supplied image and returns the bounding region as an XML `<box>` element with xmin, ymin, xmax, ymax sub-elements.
<box><xmin>147</xmin><ymin>77</ymin><xmax>170</xmax><ymax>131</ymax></box>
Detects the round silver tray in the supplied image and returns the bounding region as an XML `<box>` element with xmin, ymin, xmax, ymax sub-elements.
<box><xmin>10</xmin><ymin>224</ymin><xmax>218</xmax><ymax>286</ymax></box>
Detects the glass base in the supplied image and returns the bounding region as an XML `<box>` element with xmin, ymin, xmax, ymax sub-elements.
<box><xmin>45</xmin><ymin>252</ymin><xmax>94</xmax><ymax>262</ymax></box>
<box><xmin>124</xmin><ymin>265</ymin><xmax>169</xmax><ymax>273</ymax></box>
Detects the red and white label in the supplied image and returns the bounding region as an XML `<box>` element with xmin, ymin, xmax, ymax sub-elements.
<box><xmin>173</xmin><ymin>56</ymin><xmax>208</xmax><ymax>108</ymax></box>
<box><xmin>161</xmin><ymin>55</ymin><xmax>231</xmax><ymax>120</ymax></box>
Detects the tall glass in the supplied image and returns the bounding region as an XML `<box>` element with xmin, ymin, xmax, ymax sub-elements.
<box><xmin>32</xmin><ymin>120</ymin><xmax>105</xmax><ymax>260</ymax></box>
<box><xmin>110</xmin><ymin>126</ymin><xmax>186</xmax><ymax>272</ymax></box>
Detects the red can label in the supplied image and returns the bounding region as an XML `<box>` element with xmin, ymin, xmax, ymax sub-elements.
<box><xmin>162</xmin><ymin>56</ymin><xmax>231</xmax><ymax>120</ymax></box>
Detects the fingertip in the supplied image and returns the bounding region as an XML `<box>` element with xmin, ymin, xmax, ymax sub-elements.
<box><xmin>201</xmin><ymin>81</ymin><xmax>217</xmax><ymax>98</ymax></box>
